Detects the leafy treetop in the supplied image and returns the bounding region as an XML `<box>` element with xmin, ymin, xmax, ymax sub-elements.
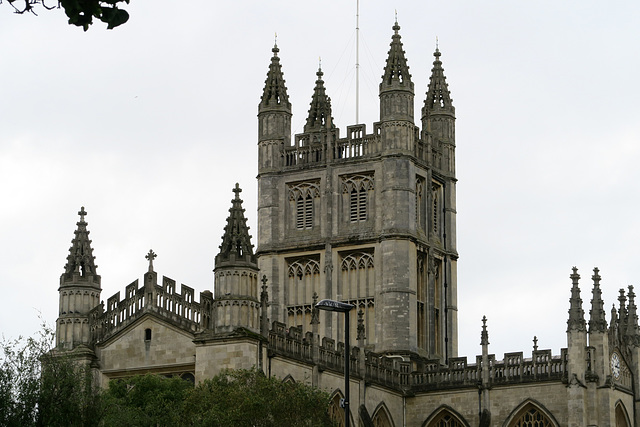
<box><xmin>3</xmin><ymin>0</ymin><xmax>130</xmax><ymax>30</ymax></box>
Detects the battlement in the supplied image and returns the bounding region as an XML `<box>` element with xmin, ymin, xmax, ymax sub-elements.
<box><xmin>282</xmin><ymin>123</ymin><xmax>445</xmax><ymax>171</ymax></box>
<box><xmin>267</xmin><ymin>321</ymin><xmax>570</xmax><ymax>392</ymax></box>
<box><xmin>89</xmin><ymin>275</ymin><xmax>212</xmax><ymax>344</ymax></box>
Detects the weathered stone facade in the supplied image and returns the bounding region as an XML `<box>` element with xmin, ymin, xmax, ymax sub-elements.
<box><xmin>54</xmin><ymin>21</ymin><xmax>638</xmax><ymax>426</ymax></box>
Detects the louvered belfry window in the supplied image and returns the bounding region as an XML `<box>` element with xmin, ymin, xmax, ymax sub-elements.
<box><xmin>296</xmin><ymin>194</ymin><xmax>313</xmax><ymax>229</ymax></box>
<box><xmin>350</xmin><ymin>188</ymin><xmax>367</xmax><ymax>222</ymax></box>
<box><xmin>342</xmin><ymin>173</ymin><xmax>373</xmax><ymax>224</ymax></box>
<box><xmin>288</xmin><ymin>180</ymin><xmax>320</xmax><ymax>231</ymax></box>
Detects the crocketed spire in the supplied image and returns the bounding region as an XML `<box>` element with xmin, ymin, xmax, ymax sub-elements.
<box><xmin>304</xmin><ymin>65</ymin><xmax>335</xmax><ymax>133</ymax></box>
<box><xmin>618</xmin><ymin>288</ymin><xmax>628</xmax><ymax>332</ymax></box>
<box><xmin>215</xmin><ymin>184</ymin><xmax>256</xmax><ymax>266</ymax></box>
<box><xmin>422</xmin><ymin>44</ymin><xmax>455</xmax><ymax>117</ymax></box>
<box><xmin>379</xmin><ymin>19</ymin><xmax>413</xmax><ymax>94</ymax></box>
<box><xmin>480</xmin><ymin>315</ymin><xmax>489</xmax><ymax>346</ymax></box>
<box><xmin>625</xmin><ymin>286</ymin><xmax>640</xmax><ymax>345</ymax></box>
<box><xmin>259</xmin><ymin>42</ymin><xmax>291</xmax><ymax>112</ymax></box>
<box><xmin>588</xmin><ymin>267</ymin><xmax>607</xmax><ymax>333</ymax></box>
<box><xmin>61</xmin><ymin>207</ymin><xmax>100</xmax><ymax>286</ymax></box>
<box><xmin>567</xmin><ymin>267</ymin><xmax>586</xmax><ymax>332</ymax></box>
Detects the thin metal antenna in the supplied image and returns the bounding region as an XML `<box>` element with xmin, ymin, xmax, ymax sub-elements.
<box><xmin>355</xmin><ymin>0</ymin><xmax>360</xmax><ymax>124</ymax></box>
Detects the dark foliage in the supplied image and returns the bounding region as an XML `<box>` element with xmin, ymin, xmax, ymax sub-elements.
<box><xmin>2</xmin><ymin>0</ymin><xmax>130</xmax><ymax>30</ymax></box>
<box><xmin>1</xmin><ymin>327</ymin><xmax>335</xmax><ymax>427</ymax></box>
<box><xmin>0</xmin><ymin>325</ymin><xmax>100</xmax><ymax>427</ymax></box>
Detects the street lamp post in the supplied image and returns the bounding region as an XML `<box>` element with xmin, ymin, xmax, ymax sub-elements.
<box><xmin>315</xmin><ymin>299</ymin><xmax>355</xmax><ymax>427</ymax></box>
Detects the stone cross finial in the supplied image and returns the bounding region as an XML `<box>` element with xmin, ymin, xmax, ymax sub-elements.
<box><xmin>145</xmin><ymin>249</ymin><xmax>157</xmax><ymax>272</ymax></box>
<box><xmin>233</xmin><ymin>183</ymin><xmax>242</xmax><ymax>199</ymax></box>
<box><xmin>261</xmin><ymin>274</ymin><xmax>268</xmax><ymax>290</ymax></box>
<box><xmin>78</xmin><ymin>206</ymin><xmax>87</xmax><ymax>222</ymax></box>
<box><xmin>533</xmin><ymin>336</ymin><xmax>538</xmax><ymax>352</ymax></box>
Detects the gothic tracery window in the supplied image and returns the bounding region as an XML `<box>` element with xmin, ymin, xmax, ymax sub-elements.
<box><xmin>328</xmin><ymin>392</ymin><xmax>346</xmax><ymax>427</ymax></box>
<box><xmin>288</xmin><ymin>181</ymin><xmax>320</xmax><ymax>230</ymax></box>
<box><xmin>426</xmin><ymin>409</ymin><xmax>465</xmax><ymax>427</ymax></box>
<box><xmin>286</xmin><ymin>256</ymin><xmax>321</xmax><ymax>328</ymax></box>
<box><xmin>508</xmin><ymin>403</ymin><xmax>554</xmax><ymax>427</ymax></box>
<box><xmin>372</xmin><ymin>405</ymin><xmax>394</xmax><ymax>427</ymax></box>
<box><xmin>342</xmin><ymin>173</ymin><xmax>374</xmax><ymax>223</ymax></box>
<box><xmin>339</xmin><ymin>251</ymin><xmax>375</xmax><ymax>344</ymax></box>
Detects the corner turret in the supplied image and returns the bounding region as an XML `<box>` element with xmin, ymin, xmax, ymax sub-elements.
<box><xmin>567</xmin><ymin>267</ymin><xmax>586</xmax><ymax>333</ymax></box>
<box><xmin>422</xmin><ymin>44</ymin><xmax>455</xmax><ymax>144</ymax></box>
<box><xmin>378</xmin><ymin>20</ymin><xmax>415</xmax><ymax>154</ymax></box>
<box><xmin>588</xmin><ymin>268</ymin><xmax>609</xmax><ymax>387</ymax></box>
<box><xmin>566</xmin><ymin>267</ymin><xmax>588</xmax><ymax>425</ymax></box>
<box><xmin>57</xmin><ymin>207</ymin><xmax>101</xmax><ymax>350</ymax></box>
<box><xmin>213</xmin><ymin>184</ymin><xmax>260</xmax><ymax>333</ymax></box>
<box><xmin>304</xmin><ymin>65</ymin><xmax>335</xmax><ymax>133</ymax></box>
<box><xmin>258</xmin><ymin>42</ymin><xmax>292</xmax><ymax>173</ymax></box>
<box><xmin>379</xmin><ymin>19</ymin><xmax>414</xmax><ymax>122</ymax></box>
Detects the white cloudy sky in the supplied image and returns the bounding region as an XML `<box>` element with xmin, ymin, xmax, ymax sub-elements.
<box><xmin>1</xmin><ymin>1</ymin><xmax>639</xmax><ymax>360</ymax></box>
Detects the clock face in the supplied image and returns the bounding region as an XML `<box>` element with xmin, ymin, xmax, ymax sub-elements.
<box><xmin>611</xmin><ymin>353</ymin><xmax>621</xmax><ymax>380</ymax></box>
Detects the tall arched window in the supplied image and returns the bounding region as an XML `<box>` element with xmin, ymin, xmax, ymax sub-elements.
<box><xmin>423</xmin><ymin>407</ymin><xmax>466</xmax><ymax>427</ymax></box>
<box><xmin>615</xmin><ymin>402</ymin><xmax>630</xmax><ymax>427</ymax></box>
<box><xmin>506</xmin><ymin>402</ymin><xmax>556</xmax><ymax>427</ymax></box>
<box><xmin>371</xmin><ymin>403</ymin><xmax>394</xmax><ymax>427</ymax></box>
<box><xmin>328</xmin><ymin>392</ymin><xmax>344</xmax><ymax>427</ymax></box>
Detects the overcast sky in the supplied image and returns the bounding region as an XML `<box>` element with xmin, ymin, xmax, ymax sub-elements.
<box><xmin>1</xmin><ymin>1</ymin><xmax>639</xmax><ymax>360</ymax></box>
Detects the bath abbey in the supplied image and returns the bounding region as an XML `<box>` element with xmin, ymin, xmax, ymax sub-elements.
<box><xmin>55</xmin><ymin>21</ymin><xmax>638</xmax><ymax>426</ymax></box>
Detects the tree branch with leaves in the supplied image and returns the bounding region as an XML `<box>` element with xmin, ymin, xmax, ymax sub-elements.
<box><xmin>2</xmin><ymin>0</ymin><xmax>130</xmax><ymax>30</ymax></box>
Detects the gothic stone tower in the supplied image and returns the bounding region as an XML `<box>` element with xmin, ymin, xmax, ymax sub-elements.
<box><xmin>256</xmin><ymin>21</ymin><xmax>458</xmax><ymax>360</ymax></box>
<box><xmin>56</xmin><ymin>207</ymin><xmax>101</xmax><ymax>351</ymax></box>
